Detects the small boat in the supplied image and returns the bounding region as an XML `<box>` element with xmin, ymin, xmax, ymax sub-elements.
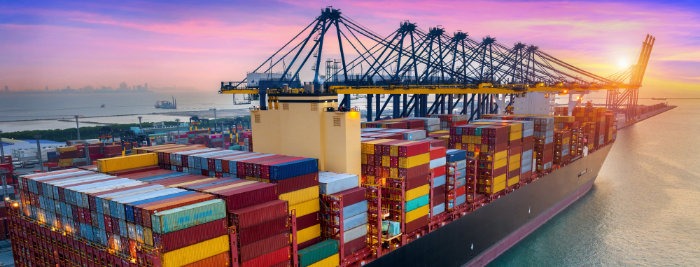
<box><xmin>100</xmin><ymin>104</ymin><xmax>106</xmax><ymax>108</ymax></box>
<box><xmin>155</xmin><ymin>96</ymin><xmax>177</xmax><ymax>109</ymax></box>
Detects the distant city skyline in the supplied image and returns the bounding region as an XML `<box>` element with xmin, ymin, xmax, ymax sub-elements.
<box><xmin>1</xmin><ymin>1</ymin><xmax>699</xmax><ymax>97</ymax></box>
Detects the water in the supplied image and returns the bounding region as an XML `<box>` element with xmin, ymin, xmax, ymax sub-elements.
<box><xmin>0</xmin><ymin>91</ymin><xmax>252</xmax><ymax>132</ymax></box>
<box><xmin>490</xmin><ymin>100</ymin><xmax>700</xmax><ymax>266</ymax></box>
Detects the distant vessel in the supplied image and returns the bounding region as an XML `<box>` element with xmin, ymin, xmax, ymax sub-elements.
<box><xmin>100</xmin><ymin>104</ymin><xmax>106</xmax><ymax>108</ymax></box>
<box><xmin>155</xmin><ymin>96</ymin><xmax>177</xmax><ymax>109</ymax></box>
<box><xmin>651</xmin><ymin>97</ymin><xmax>667</xmax><ymax>100</ymax></box>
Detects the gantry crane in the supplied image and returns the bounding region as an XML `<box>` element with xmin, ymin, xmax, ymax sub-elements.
<box><xmin>219</xmin><ymin>7</ymin><xmax>653</xmax><ymax>122</ymax></box>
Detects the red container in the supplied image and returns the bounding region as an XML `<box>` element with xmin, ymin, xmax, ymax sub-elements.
<box><xmin>274</xmin><ymin>173</ymin><xmax>319</xmax><ymax>195</ymax></box>
<box><xmin>431</xmin><ymin>185</ymin><xmax>446</xmax><ymax>205</ymax></box>
<box><xmin>240</xmin><ymin>246</ymin><xmax>290</xmax><ymax>267</ymax></box>
<box><xmin>332</xmin><ymin>187</ymin><xmax>366</xmax><ymax>207</ymax></box>
<box><xmin>116</xmin><ymin>168</ymin><xmax>173</xmax><ymax>179</ymax></box>
<box><xmin>236</xmin><ymin>216</ymin><xmax>288</xmax><ymax>245</ymax></box>
<box><xmin>239</xmin><ymin>233</ymin><xmax>290</xmax><ymax>262</ymax></box>
<box><xmin>456</xmin><ymin>185</ymin><xmax>466</xmax><ymax>196</ymax></box>
<box><xmin>406</xmin><ymin>173</ymin><xmax>430</xmax><ymax>190</ymax></box>
<box><xmin>216</xmin><ymin>182</ymin><xmax>278</xmax><ymax>211</ymax></box>
<box><xmin>397</xmin><ymin>140</ymin><xmax>431</xmax><ymax>157</ymax></box>
<box><xmin>231</xmin><ymin>200</ymin><xmax>288</xmax><ymax>229</ymax></box>
<box><xmin>429</xmin><ymin>146</ymin><xmax>447</xmax><ymax>160</ymax></box>
<box><xmin>343</xmin><ymin>235</ymin><xmax>367</xmax><ymax>256</ymax></box>
<box><xmin>431</xmin><ymin>166</ymin><xmax>446</xmax><ymax>178</ymax></box>
<box><xmin>182</xmin><ymin>252</ymin><xmax>230</xmax><ymax>267</ymax></box>
<box><xmin>152</xmin><ymin>219</ymin><xmax>227</xmax><ymax>252</ymax></box>
<box><xmin>399</xmin><ymin>164</ymin><xmax>430</xmax><ymax>181</ymax></box>
<box><xmin>405</xmin><ymin>215</ymin><xmax>428</xmax><ymax>233</ymax></box>
<box><xmin>297</xmin><ymin>212</ymin><xmax>320</xmax><ymax>230</ymax></box>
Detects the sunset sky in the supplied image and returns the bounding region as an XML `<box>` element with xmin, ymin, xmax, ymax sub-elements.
<box><xmin>1</xmin><ymin>0</ymin><xmax>699</xmax><ymax>97</ymax></box>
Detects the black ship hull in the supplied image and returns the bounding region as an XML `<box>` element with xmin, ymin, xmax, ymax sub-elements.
<box><xmin>368</xmin><ymin>144</ymin><xmax>613</xmax><ymax>267</ymax></box>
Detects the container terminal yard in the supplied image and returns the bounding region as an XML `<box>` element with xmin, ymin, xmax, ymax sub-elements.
<box><xmin>0</xmin><ymin>7</ymin><xmax>677</xmax><ymax>267</ymax></box>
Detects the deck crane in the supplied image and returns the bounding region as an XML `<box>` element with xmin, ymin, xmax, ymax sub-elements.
<box><xmin>219</xmin><ymin>7</ymin><xmax>653</xmax><ymax>122</ymax></box>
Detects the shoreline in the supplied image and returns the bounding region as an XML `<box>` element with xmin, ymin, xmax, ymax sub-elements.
<box><xmin>0</xmin><ymin>108</ymin><xmax>252</xmax><ymax>123</ymax></box>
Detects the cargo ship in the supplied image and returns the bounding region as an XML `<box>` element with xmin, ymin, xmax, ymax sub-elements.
<box><xmin>155</xmin><ymin>96</ymin><xmax>177</xmax><ymax>109</ymax></box>
<box><xmin>6</xmin><ymin>94</ymin><xmax>637</xmax><ymax>267</ymax></box>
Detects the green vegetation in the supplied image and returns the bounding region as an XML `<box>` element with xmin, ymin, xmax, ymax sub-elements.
<box><xmin>2</xmin><ymin>123</ymin><xmax>152</xmax><ymax>142</ymax></box>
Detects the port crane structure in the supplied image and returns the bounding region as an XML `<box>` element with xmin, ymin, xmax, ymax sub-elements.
<box><xmin>220</xmin><ymin>7</ymin><xmax>653</xmax><ymax>122</ymax></box>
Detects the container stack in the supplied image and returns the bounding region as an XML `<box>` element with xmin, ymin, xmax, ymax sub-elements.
<box><xmin>113</xmin><ymin>169</ymin><xmax>291</xmax><ymax>267</ymax></box>
<box><xmin>520</xmin><ymin>121</ymin><xmax>535</xmax><ymax>183</ymax></box>
<box><xmin>319</xmin><ymin>172</ymin><xmax>367</xmax><ymax>264</ymax></box>
<box><xmin>430</xmin><ymin>114</ymin><xmax>468</xmax><ymax>130</ymax></box>
<box><xmin>360</xmin><ymin>139</ymin><xmax>431</xmax><ymax>236</ymax></box>
<box><xmin>445</xmin><ymin>149</ymin><xmax>468</xmax><ymax>209</ymax></box>
<box><xmin>531</xmin><ymin>117</ymin><xmax>555</xmax><ymax>173</ymax></box>
<box><xmin>230</xmin><ymin>199</ymin><xmax>291</xmax><ymax>267</ymax></box>
<box><xmin>13</xmin><ymin>168</ymin><xmax>232</xmax><ymax>267</ymax></box>
<box><xmin>298</xmin><ymin>239</ymin><xmax>340</xmax><ymax>267</ymax></box>
<box><xmin>235</xmin><ymin>155</ymin><xmax>320</xmax><ymax>249</ymax></box>
<box><xmin>361</xmin><ymin>128</ymin><xmax>427</xmax><ymax>141</ymax></box>
<box><xmin>450</xmin><ymin>124</ymin><xmax>509</xmax><ymax>196</ymax></box>
<box><xmin>429</xmin><ymin>146</ymin><xmax>447</xmax><ymax>217</ymax></box>
<box><xmin>554</xmin><ymin>129</ymin><xmax>572</xmax><ymax>165</ymax></box>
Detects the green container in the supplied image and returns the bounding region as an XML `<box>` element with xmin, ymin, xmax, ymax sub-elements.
<box><xmin>405</xmin><ymin>194</ymin><xmax>429</xmax><ymax>212</ymax></box>
<box><xmin>298</xmin><ymin>239</ymin><xmax>339</xmax><ymax>267</ymax></box>
<box><xmin>151</xmin><ymin>199</ymin><xmax>226</xmax><ymax>234</ymax></box>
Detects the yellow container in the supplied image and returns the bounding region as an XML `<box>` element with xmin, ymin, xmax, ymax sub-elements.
<box><xmin>97</xmin><ymin>153</ymin><xmax>158</xmax><ymax>173</ymax></box>
<box><xmin>406</xmin><ymin>204</ymin><xmax>429</xmax><ymax>222</ymax></box>
<box><xmin>390</xmin><ymin>146</ymin><xmax>399</xmax><ymax>157</ymax></box>
<box><xmin>144</xmin><ymin>227</ymin><xmax>153</xmax><ymax>246</ymax></box>
<box><xmin>494</xmin><ymin>158</ymin><xmax>507</xmax><ymax>170</ymax></box>
<box><xmin>494</xmin><ymin>174</ymin><xmax>506</xmax><ymax>185</ymax></box>
<box><xmin>406</xmin><ymin>184</ymin><xmax>430</xmax><ymax>201</ymax></box>
<box><xmin>297</xmin><ymin>224</ymin><xmax>321</xmax><ymax>244</ymax></box>
<box><xmin>309</xmin><ymin>253</ymin><xmax>340</xmax><ymax>267</ymax></box>
<box><xmin>57</xmin><ymin>146</ymin><xmax>77</xmax><ymax>153</ymax></box>
<box><xmin>382</xmin><ymin>156</ymin><xmax>390</xmax><ymax>167</ymax></box>
<box><xmin>361</xmin><ymin>154</ymin><xmax>367</xmax><ymax>165</ymax></box>
<box><xmin>509</xmin><ymin>122</ymin><xmax>523</xmax><ymax>132</ymax></box>
<box><xmin>279</xmin><ymin>186</ymin><xmax>319</xmax><ymax>206</ymax></box>
<box><xmin>162</xmin><ymin>235</ymin><xmax>229</xmax><ymax>267</ymax></box>
<box><xmin>508</xmin><ymin>154</ymin><xmax>521</xmax><ymax>171</ymax></box>
<box><xmin>485</xmin><ymin>180</ymin><xmax>506</xmax><ymax>194</ymax></box>
<box><xmin>510</xmin><ymin>130</ymin><xmax>522</xmax><ymax>141</ymax></box>
<box><xmin>58</xmin><ymin>159</ymin><xmax>73</xmax><ymax>167</ymax></box>
<box><xmin>507</xmin><ymin>176</ymin><xmax>520</xmax><ymax>187</ymax></box>
<box><xmin>455</xmin><ymin>143</ymin><xmax>463</xmax><ymax>150</ymax></box>
<box><xmin>398</xmin><ymin>153</ymin><xmax>429</xmax><ymax>168</ymax></box>
<box><xmin>290</xmin><ymin>198</ymin><xmax>320</xmax><ymax>217</ymax></box>
<box><xmin>494</xmin><ymin>150</ymin><xmax>508</xmax><ymax>161</ymax></box>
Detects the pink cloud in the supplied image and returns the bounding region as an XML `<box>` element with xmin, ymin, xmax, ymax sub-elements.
<box><xmin>1</xmin><ymin>1</ymin><xmax>700</xmax><ymax>97</ymax></box>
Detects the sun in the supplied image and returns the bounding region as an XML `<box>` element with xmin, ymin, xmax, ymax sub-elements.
<box><xmin>616</xmin><ymin>58</ymin><xmax>631</xmax><ymax>70</ymax></box>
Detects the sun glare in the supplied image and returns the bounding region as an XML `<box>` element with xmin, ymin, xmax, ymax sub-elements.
<box><xmin>616</xmin><ymin>58</ymin><xmax>630</xmax><ymax>69</ymax></box>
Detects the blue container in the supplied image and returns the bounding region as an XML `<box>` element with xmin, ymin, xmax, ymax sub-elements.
<box><xmin>432</xmin><ymin>175</ymin><xmax>446</xmax><ymax>188</ymax></box>
<box><xmin>446</xmin><ymin>149</ymin><xmax>467</xmax><ymax>162</ymax></box>
<box><xmin>342</xmin><ymin>200</ymin><xmax>368</xmax><ymax>219</ymax></box>
<box><xmin>405</xmin><ymin>195</ymin><xmax>429</xmax><ymax>212</ymax></box>
<box><xmin>343</xmin><ymin>212</ymin><xmax>368</xmax><ymax>231</ymax></box>
<box><xmin>432</xmin><ymin>203</ymin><xmax>446</xmax><ymax>216</ymax></box>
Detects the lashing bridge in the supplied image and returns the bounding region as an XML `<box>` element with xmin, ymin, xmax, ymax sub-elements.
<box><xmin>219</xmin><ymin>7</ymin><xmax>654</xmax><ymax>122</ymax></box>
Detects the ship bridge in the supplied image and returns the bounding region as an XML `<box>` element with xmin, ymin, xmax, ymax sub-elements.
<box><xmin>219</xmin><ymin>7</ymin><xmax>654</xmax><ymax>122</ymax></box>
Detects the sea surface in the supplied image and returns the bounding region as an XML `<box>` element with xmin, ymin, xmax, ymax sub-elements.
<box><xmin>0</xmin><ymin>91</ymin><xmax>252</xmax><ymax>132</ymax></box>
<box><xmin>490</xmin><ymin>99</ymin><xmax>700</xmax><ymax>266</ymax></box>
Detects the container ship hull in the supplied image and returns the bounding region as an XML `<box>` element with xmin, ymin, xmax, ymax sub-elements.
<box><xmin>368</xmin><ymin>144</ymin><xmax>613</xmax><ymax>267</ymax></box>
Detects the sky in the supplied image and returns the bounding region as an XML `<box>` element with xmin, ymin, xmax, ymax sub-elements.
<box><xmin>1</xmin><ymin>0</ymin><xmax>699</xmax><ymax>97</ymax></box>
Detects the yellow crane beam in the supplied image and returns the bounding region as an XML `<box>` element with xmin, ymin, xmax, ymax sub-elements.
<box><xmin>220</xmin><ymin>83</ymin><xmax>637</xmax><ymax>95</ymax></box>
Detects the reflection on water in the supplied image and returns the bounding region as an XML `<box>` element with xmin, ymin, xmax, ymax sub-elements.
<box><xmin>490</xmin><ymin>100</ymin><xmax>700</xmax><ymax>266</ymax></box>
